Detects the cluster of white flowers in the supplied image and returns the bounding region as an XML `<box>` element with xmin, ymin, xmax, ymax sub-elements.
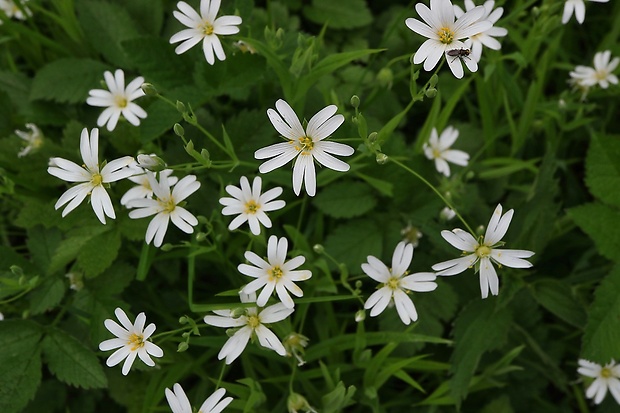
<box><xmin>569</xmin><ymin>50</ymin><xmax>619</xmax><ymax>100</ymax></box>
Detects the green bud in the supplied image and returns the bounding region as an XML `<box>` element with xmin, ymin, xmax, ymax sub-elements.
<box><xmin>350</xmin><ymin>95</ymin><xmax>360</xmax><ymax>108</ymax></box>
<box><xmin>425</xmin><ymin>88</ymin><xmax>437</xmax><ymax>98</ymax></box>
<box><xmin>136</xmin><ymin>154</ymin><xmax>167</xmax><ymax>171</ymax></box>
<box><xmin>181</xmin><ymin>331</ymin><xmax>190</xmax><ymax>338</ymax></box>
<box><xmin>376</xmin><ymin>67</ymin><xmax>393</xmax><ymax>88</ymax></box>
<box><xmin>429</xmin><ymin>74</ymin><xmax>439</xmax><ymax>88</ymax></box>
<box><xmin>10</xmin><ymin>265</ymin><xmax>23</xmax><ymax>277</ymax></box>
<box><xmin>177</xmin><ymin>342</ymin><xmax>189</xmax><ymax>352</ymax></box>
<box><xmin>141</xmin><ymin>83</ymin><xmax>159</xmax><ymax>96</ymax></box>
<box><xmin>200</xmin><ymin>148</ymin><xmax>210</xmax><ymax>162</ymax></box>
<box><xmin>368</xmin><ymin>132</ymin><xmax>377</xmax><ymax>143</ymax></box>
<box><xmin>176</xmin><ymin>100</ymin><xmax>187</xmax><ymax>114</ymax></box>
<box><xmin>231</xmin><ymin>307</ymin><xmax>246</xmax><ymax>318</ymax></box>
<box><xmin>312</xmin><ymin>244</ymin><xmax>324</xmax><ymax>254</ymax></box>
<box><xmin>161</xmin><ymin>243</ymin><xmax>173</xmax><ymax>251</ymax></box>
<box><xmin>195</xmin><ymin>232</ymin><xmax>207</xmax><ymax>242</ymax></box>
<box><xmin>173</xmin><ymin>123</ymin><xmax>185</xmax><ymax>137</ymax></box>
<box><xmin>179</xmin><ymin>316</ymin><xmax>188</xmax><ymax>324</ymax></box>
<box><xmin>354</xmin><ymin>280</ymin><xmax>363</xmax><ymax>289</ymax></box>
<box><xmin>376</xmin><ymin>153</ymin><xmax>389</xmax><ymax>164</ymax></box>
<box><xmin>287</xmin><ymin>393</ymin><xmax>317</xmax><ymax>413</ymax></box>
<box><xmin>355</xmin><ymin>309</ymin><xmax>366</xmax><ymax>322</ymax></box>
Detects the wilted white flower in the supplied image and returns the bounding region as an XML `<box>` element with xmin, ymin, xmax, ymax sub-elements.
<box><xmin>128</xmin><ymin>172</ymin><xmax>200</xmax><ymax>247</ymax></box>
<box><xmin>578</xmin><ymin>359</ymin><xmax>620</xmax><ymax>405</ymax></box>
<box><xmin>99</xmin><ymin>307</ymin><xmax>163</xmax><ymax>375</ymax></box>
<box><xmin>165</xmin><ymin>384</ymin><xmax>233</xmax><ymax>413</ymax></box>
<box><xmin>219</xmin><ymin>176</ymin><xmax>285</xmax><ymax>235</ymax></box>
<box><xmin>239</xmin><ymin>235</ymin><xmax>311</xmax><ymax>308</ymax></box>
<box><xmin>362</xmin><ymin>242</ymin><xmax>437</xmax><ymax>325</ymax></box>
<box><xmin>453</xmin><ymin>0</ymin><xmax>508</xmax><ymax>62</ymax></box>
<box><xmin>569</xmin><ymin>50</ymin><xmax>619</xmax><ymax>97</ymax></box>
<box><xmin>432</xmin><ymin>204</ymin><xmax>535</xmax><ymax>298</ymax></box>
<box><xmin>135</xmin><ymin>154</ymin><xmax>167</xmax><ymax>171</ymax></box>
<box><xmin>255</xmin><ymin>99</ymin><xmax>354</xmax><ymax>196</ymax></box>
<box><xmin>204</xmin><ymin>292</ymin><xmax>293</xmax><ymax>364</ymax></box>
<box><xmin>400</xmin><ymin>223</ymin><xmax>423</xmax><ymax>247</ymax></box>
<box><xmin>15</xmin><ymin>123</ymin><xmax>43</xmax><ymax>157</ymax></box>
<box><xmin>562</xmin><ymin>0</ymin><xmax>609</xmax><ymax>24</ymax></box>
<box><xmin>287</xmin><ymin>392</ymin><xmax>317</xmax><ymax>413</ymax></box>
<box><xmin>233</xmin><ymin>40</ymin><xmax>256</xmax><ymax>54</ymax></box>
<box><xmin>405</xmin><ymin>0</ymin><xmax>492</xmax><ymax>78</ymax></box>
<box><xmin>86</xmin><ymin>69</ymin><xmax>147</xmax><ymax>131</ymax></box>
<box><xmin>65</xmin><ymin>272</ymin><xmax>84</xmax><ymax>291</ymax></box>
<box><xmin>170</xmin><ymin>0</ymin><xmax>242</xmax><ymax>65</ymax></box>
<box><xmin>47</xmin><ymin>128</ymin><xmax>135</xmax><ymax>224</ymax></box>
<box><xmin>121</xmin><ymin>169</ymin><xmax>178</xmax><ymax>207</ymax></box>
<box><xmin>283</xmin><ymin>332</ymin><xmax>309</xmax><ymax>366</ymax></box>
<box><xmin>0</xmin><ymin>0</ymin><xmax>31</xmax><ymax>21</ymax></box>
<box><xmin>423</xmin><ymin>126</ymin><xmax>469</xmax><ymax>177</ymax></box>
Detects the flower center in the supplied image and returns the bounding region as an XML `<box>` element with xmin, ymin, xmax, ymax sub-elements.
<box><xmin>91</xmin><ymin>173</ymin><xmax>103</xmax><ymax>186</ymax></box>
<box><xmin>438</xmin><ymin>28</ymin><xmax>454</xmax><ymax>44</ymax></box>
<box><xmin>475</xmin><ymin>245</ymin><xmax>491</xmax><ymax>258</ymax></box>
<box><xmin>601</xmin><ymin>367</ymin><xmax>613</xmax><ymax>378</ymax></box>
<box><xmin>202</xmin><ymin>23</ymin><xmax>214</xmax><ymax>35</ymax></box>
<box><xmin>432</xmin><ymin>148</ymin><xmax>442</xmax><ymax>159</ymax></box>
<box><xmin>128</xmin><ymin>333</ymin><xmax>145</xmax><ymax>351</ymax></box>
<box><xmin>596</xmin><ymin>70</ymin><xmax>609</xmax><ymax>81</ymax></box>
<box><xmin>297</xmin><ymin>136</ymin><xmax>314</xmax><ymax>154</ymax></box>
<box><xmin>386</xmin><ymin>276</ymin><xmax>400</xmax><ymax>290</ymax></box>
<box><xmin>247</xmin><ymin>315</ymin><xmax>260</xmax><ymax>329</ymax></box>
<box><xmin>245</xmin><ymin>200</ymin><xmax>259</xmax><ymax>214</ymax></box>
<box><xmin>268</xmin><ymin>266</ymin><xmax>284</xmax><ymax>281</ymax></box>
<box><xmin>115</xmin><ymin>95</ymin><xmax>128</xmax><ymax>108</ymax></box>
<box><xmin>159</xmin><ymin>197</ymin><xmax>176</xmax><ymax>213</ymax></box>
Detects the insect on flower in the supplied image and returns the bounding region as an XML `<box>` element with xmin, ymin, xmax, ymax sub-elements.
<box><xmin>446</xmin><ymin>48</ymin><xmax>471</xmax><ymax>63</ymax></box>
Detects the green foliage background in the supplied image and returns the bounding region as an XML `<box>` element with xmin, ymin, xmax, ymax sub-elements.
<box><xmin>1</xmin><ymin>0</ymin><xmax>620</xmax><ymax>412</ymax></box>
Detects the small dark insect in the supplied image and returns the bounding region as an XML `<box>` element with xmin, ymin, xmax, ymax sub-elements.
<box><xmin>446</xmin><ymin>48</ymin><xmax>471</xmax><ymax>63</ymax></box>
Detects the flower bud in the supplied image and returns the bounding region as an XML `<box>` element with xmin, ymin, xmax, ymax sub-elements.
<box><xmin>425</xmin><ymin>88</ymin><xmax>437</xmax><ymax>98</ymax></box>
<box><xmin>439</xmin><ymin>207</ymin><xmax>456</xmax><ymax>221</ymax></box>
<box><xmin>368</xmin><ymin>132</ymin><xmax>377</xmax><ymax>143</ymax></box>
<box><xmin>136</xmin><ymin>154</ymin><xmax>167</xmax><ymax>171</ymax></box>
<box><xmin>376</xmin><ymin>153</ymin><xmax>389</xmax><ymax>164</ymax></box>
<box><xmin>176</xmin><ymin>100</ymin><xmax>187</xmax><ymax>114</ymax></box>
<box><xmin>312</xmin><ymin>244</ymin><xmax>324</xmax><ymax>254</ymax></box>
<box><xmin>161</xmin><ymin>243</ymin><xmax>173</xmax><ymax>251</ymax></box>
<box><xmin>173</xmin><ymin>123</ymin><xmax>185</xmax><ymax>137</ymax></box>
<box><xmin>350</xmin><ymin>95</ymin><xmax>360</xmax><ymax>108</ymax></box>
<box><xmin>195</xmin><ymin>232</ymin><xmax>207</xmax><ymax>242</ymax></box>
<box><xmin>141</xmin><ymin>83</ymin><xmax>159</xmax><ymax>96</ymax></box>
<box><xmin>355</xmin><ymin>309</ymin><xmax>366</xmax><ymax>322</ymax></box>
<box><xmin>429</xmin><ymin>74</ymin><xmax>439</xmax><ymax>88</ymax></box>
<box><xmin>376</xmin><ymin>67</ymin><xmax>393</xmax><ymax>89</ymax></box>
<box><xmin>177</xmin><ymin>342</ymin><xmax>189</xmax><ymax>352</ymax></box>
<box><xmin>287</xmin><ymin>393</ymin><xmax>317</xmax><ymax>413</ymax></box>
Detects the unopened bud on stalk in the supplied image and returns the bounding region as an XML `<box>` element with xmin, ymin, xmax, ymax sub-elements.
<box><xmin>176</xmin><ymin>100</ymin><xmax>186</xmax><ymax>114</ymax></box>
<box><xmin>173</xmin><ymin>123</ymin><xmax>185</xmax><ymax>137</ymax></box>
<box><xmin>350</xmin><ymin>95</ymin><xmax>360</xmax><ymax>108</ymax></box>
<box><xmin>313</xmin><ymin>244</ymin><xmax>324</xmax><ymax>254</ymax></box>
<box><xmin>141</xmin><ymin>83</ymin><xmax>159</xmax><ymax>96</ymax></box>
<box><xmin>376</xmin><ymin>153</ymin><xmax>388</xmax><ymax>164</ymax></box>
<box><xmin>425</xmin><ymin>88</ymin><xmax>437</xmax><ymax>98</ymax></box>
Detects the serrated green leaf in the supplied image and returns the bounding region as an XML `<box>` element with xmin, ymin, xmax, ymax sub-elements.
<box><xmin>30</xmin><ymin>58</ymin><xmax>110</xmax><ymax>104</ymax></box>
<box><xmin>531</xmin><ymin>279</ymin><xmax>586</xmax><ymax>328</ymax></box>
<box><xmin>324</xmin><ymin>219</ymin><xmax>382</xmax><ymax>271</ymax></box>
<box><xmin>48</xmin><ymin>225</ymin><xmax>109</xmax><ymax>275</ymax></box>
<box><xmin>586</xmin><ymin>134</ymin><xmax>620</xmax><ymax>208</ymax></box>
<box><xmin>304</xmin><ymin>0</ymin><xmax>372</xmax><ymax>29</ymax></box>
<box><xmin>0</xmin><ymin>320</ymin><xmax>43</xmax><ymax>413</ymax></box>
<box><xmin>42</xmin><ymin>328</ymin><xmax>107</xmax><ymax>389</ymax></box>
<box><xmin>581</xmin><ymin>264</ymin><xmax>620</xmax><ymax>362</ymax></box>
<box><xmin>313</xmin><ymin>181</ymin><xmax>376</xmax><ymax>218</ymax></box>
<box><xmin>26</xmin><ymin>226</ymin><xmax>62</xmax><ymax>274</ymax></box>
<box><xmin>87</xmin><ymin>262</ymin><xmax>135</xmax><ymax>296</ymax></box>
<box><xmin>76</xmin><ymin>228</ymin><xmax>122</xmax><ymax>278</ymax></box>
<box><xmin>29</xmin><ymin>275</ymin><xmax>66</xmax><ymax>315</ymax></box>
<box><xmin>449</xmin><ymin>300</ymin><xmax>512</xmax><ymax>405</ymax></box>
<box><xmin>568</xmin><ymin>202</ymin><xmax>620</xmax><ymax>262</ymax></box>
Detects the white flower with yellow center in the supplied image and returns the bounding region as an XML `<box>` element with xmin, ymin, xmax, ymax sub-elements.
<box><xmin>99</xmin><ymin>307</ymin><xmax>164</xmax><ymax>376</ymax></box>
<box><xmin>127</xmin><ymin>171</ymin><xmax>200</xmax><ymax>247</ymax></box>
<box><xmin>239</xmin><ymin>235</ymin><xmax>311</xmax><ymax>308</ymax></box>
<box><xmin>203</xmin><ymin>292</ymin><xmax>294</xmax><ymax>364</ymax></box>
<box><xmin>219</xmin><ymin>176</ymin><xmax>285</xmax><ymax>236</ymax></box>
<box><xmin>432</xmin><ymin>204</ymin><xmax>535</xmax><ymax>299</ymax></box>
<box><xmin>405</xmin><ymin>0</ymin><xmax>492</xmax><ymax>78</ymax></box>
<box><xmin>453</xmin><ymin>0</ymin><xmax>507</xmax><ymax>63</ymax></box>
<box><xmin>0</xmin><ymin>0</ymin><xmax>31</xmax><ymax>21</ymax></box>
<box><xmin>569</xmin><ymin>50</ymin><xmax>619</xmax><ymax>91</ymax></box>
<box><xmin>362</xmin><ymin>242</ymin><xmax>437</xmax><ymax>325</ymax></box>
<box><xmin>562</xmin><ymin>0</ymin><xmax>609</xmax><ymax>24</ymax></box>
<box><xmin>578</xmin><ymin>359</ymin><xmax>620</xmax><ymax>405</ymax></box>
<box><xmin>15</xmin><ymin>123</ymin><xmax>43</xmax><ymax>157</ymax></box>
<box><xmin>120</xmin><ymin>169</ymin><xmax>178</xmax><ymax>207</ymax></box>
<box><xmin>165</xmin><ymin>384</ymin><xmax>233</xmax><ymax>413</ymax></box>
<box><xmin>423</xmin><ymin>126</ymin><xmax>469</xmax><ymax>177</ymax></box>
<box><xmin>47</xmin><ymin>128</ymin><xmax>135</xmax><ymax>224</ymax></box>
<box><xmin>255</xmin><ymin>99</ymin><xmax>354</xmax><ymax>197</ymax></box>
<box><xmin>86</xmin><ymin>69</ymin><xmax>147</xmax><ymax>132</ymax></box>
<box><xmin>170</xmin><ymin>0</ymin><xmax>242</xmax><ymax>65</ymax></box>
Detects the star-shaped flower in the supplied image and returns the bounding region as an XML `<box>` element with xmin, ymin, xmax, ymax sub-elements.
<box><xmin>47</xmin><ymin>128</ymin><xmax>135</xmax><ymax>224</ymax></box>
<box><xmin>219</xmin><ymin>176</ymin><xmax>286</xmax><ymax>235</ymax></box>
<box><xmin>562</xmin><ymin>0</ymin><xmax>609</xmax><ymax>25</ymax></box>
<box><xmin>578</xmin><ymin>359</ymin><xmax>620</xmax><ymax>405</ymax></box>
<box><xmin>362</xmin><ymin>242</ymin><xmax>437</xmax><ymax>325</ymax></box>
<box><xmin>423</xmin><ymin>126</ymin><xmax>469</xmax><ymax>177</ymax></box>
<box><xmin>432</xmin><ymin>204</ymin><xmax>535</xmax><ymax>298</ymax></box>
<box><xmin>99</xmin><ymin>307</ymin><xmax>164</xmax><ymax>376</ymax></box>
<box><xmin>120</xmin><ymin>168</ymin><xmax>178</xmax><ymax>207</ymax></box>
<box><xmin>127</xmin><ymin>171</ymin><xmax>201</xmax><ymax>247</ymax></box>
<box><xmin>203</xmin><ymin>292</ymin><xmax>293</xmax><ymax>364</ymax></box>
<box><xmin>86</xmin><ymin>69</ymin><xmax>147</xmax><ymax>132</ymax></box>
<box><xmin>0</xmin><ymin>0</ymin><xmax>31</xmax><ymax>21</ymax></box>
<box><xmin>15</xmin><ymin>123</ymin><xmax>43</xmax><ymax>157</ymax></box>
<box><xmin>165</xmin><ymin>384</ymin><xmax>233</xmax><ymax>413</ymax></box>
<box><xmin>170</xmin><ymin>0</ymin><xmax>242</xmax><ymax>65</ymax></box>
<box><xmin>255</xmin><ymin>99</ymin><xmax>354</xmax><ymax>196</ymax></box>
<box><xmin>239</xmin><ymin>235</ymin><xmax>311</xmax><ymax>308</ymax></box>
<box><xmin>569</xmin><ymin>50</ymin><xmax>619</xmax><ymax>92</ymax></box>
<box><xmin>453</xmin><ymin>0</ymin><xmax>508</xmax><ymax>62</ymax></box>
<box><xmin>405</xmin><ymin>0</ymin><xmax>492</xmax><ymax>78</ymax></box>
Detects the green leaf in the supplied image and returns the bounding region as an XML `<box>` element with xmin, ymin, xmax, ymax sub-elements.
<box><xmin>304</xmin><ymin>0</ymin><xmax>372</xmax><ymax>29</ymax></box>
<box><xmin>531</xmin><ymin>279</ymin><xmax>587</xmax><ymax>328</ymax></box>
<box><xmin>14</xmin><ymin>197</ymin><xmax>62</xmax><ymax>229</ymax></box>
<box><xmin>321</xmin><ymin>381</ymin><xmax>356</xmax><ymax>413</ymax></box>
<box><xmin>26</xmin><ymin>226</ymin><xmax>62</xmax><ymax>274</ymax></box>
<box><xmin>42</xmin><ymin>328</ymin><xmax>107</xmax><ymax>389</ymax></box>
<box><xmin>449</xmin><ymin>300</ymin><xmax>512</xmax><ymax>405</ymax></box>
<box><xmin>49</xmin><ymin>225</ymin><xmax>109</xmax><ymax>275</ymax></box>
<box><xmin>323</xmin><ymin>219</ymin><xmax>382</xmax><ymax>271</ymax></box>
<box><xmin>76</xmin><ymin>228</ymin><xmax>122</xmax><ymax>278</ymax></box>
<box><xmin>313</xmin><ymin>181</ymin><xmax>377</xmax><ymax>218</ymax></box>
<box><xmin>568</xmin><ymin>202</ymin><xmax>620</xmax><ymax>262</ymax></box>
<box><xmin>581</xmin><ymin>264</ymin><xmax>620</xmax><ymax>362</ymax></box>
<box><xmin>586</xmin><ymin>133</ymin><xmax>620</xmax><ymax>208</ymax></box>
<box><xmin>29</xmin><ymin>275</ymin><xmax>66</xmax><ymax>315</ymax></box>
<box><xmin>0</xmin><ymin>320</ymin><xmax>43</xmax><ymax>413</ymax></box>
<box><xmin>30</xmin><ymin>58</ymin><xmax>110</xmax><ymax>104</ymax></box>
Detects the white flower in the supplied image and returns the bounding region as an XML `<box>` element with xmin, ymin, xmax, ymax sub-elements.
<box><xmin>423</xmin><ymin>126</ymin><xmax>469</xmax><ymax>177</ymax></box>
<box><xmin>569</xmin><ymin>50</ymin><xmax>619</xmax><ymax>92</ymax></box>
<box><xmin>47</xmin><ymin>128</ymin><xmax>135</xmax><ymax>224</ymax></box>
<box><xmin>15</xmin><ymin>123</ymin><xmax>43</xmax><ymax>157</ymax></box>
<box><xmin>405</xmin><ymin>0</ymin><xmax>492</xmax><ymax>78</ymax></box>
<box><xmin>219</xmin><ymin>176</ymin><xmax>285</xmax><ymax>235</ymax></box>
<box><xmin>0</xmin><ymin>0</ymin><xmax>31</xmax><ymax>21</ymax></box>
<box><xmin>562</xmin><ymin>0</ymin><xmax>609</xmax><ymax>24</ymax></box>
<box><xmin>453</xmin><ymin>0</ymin><xmax>507</xmax><ymax>63</ymax></box>
<box><xmin>86</xmin><ymin>69</ymin><xmax>147</xmax><ymax>132</ymax></box>
<box><xmin>99</xmin><ymin>307</ymin><xmax>164</xmax><ymax>376</ymax></box>
<box><xmin>128</xmin><ymin>172</ymin><xmax>200</xmax><ymax>247</ymax></box>
<box><xmin>578</xmin><ymin>359</ymin><xmax>620</xmax><ymax>405</ymax></box>
<box><xmin>432</xmin><ymin>204</ymin><xmax>535</xmax><ymax>298</ymax></box>
<box><xmin>255</xmin><ymin>99</ymin><xmax>354</xmax><ymax>196</ymax></box>
<box><xmin>239</xmin><ymin>235</ymin><xmax>311</xmax><ymax>308</ymax></box>
<box><xmin>120</xmin><ymin>169</ymin><xmax>178</xmax><ymax>207</ymax></box>
<box><xmin>165</xmin><ymin>384</ymin><xmax>233</xmax><ymax>413</ymax></box>
<box><xmin>203</xmin><ymin>292</ymin><xmax>294</xmax><ymax>364</ymax></box>
<box><xmin>170</xmin><ymin>0</ymin><xmax>242</xmax><ymax>65</ymax></box>
<box><xmin>440</xmin><ymin>206</ymin><xmax>456</xmax><ymax>221</ymax></box>
<box><xmin>362</xmin><ymin>242</ymin><xmax>437</xmax><ymax>325</ymax></box>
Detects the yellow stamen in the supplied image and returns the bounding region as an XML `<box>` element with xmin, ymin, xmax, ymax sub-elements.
<box><xmin>268</xmin><ymin>266</ymin><xmax>284</xmax><ymax>282</ymax></box>
<box><xmin>438</xmin><ymin>28</ymin><xmax>454</xmax><ymax>44</ymax></box>
<box><xmin>91</xmin><ymin>173</ymin><xmax>103</xmax><ymax>186</ymax></box>
<box><xmin>245</xmin><ymin>200</ymin><xmax>259</xmax><ymax>214</ymax></box>
<box><xmin>386</xmin><ymin>276</ymin><xmax>400</xmax><ymax>290</ymax></box>
<box><xmin>158</xmin><ymin>197</ymin><xmax>176</xmax><ymax>213</ymax></box>
<box><xmin>115</xmin><ymin>95</ymin><xmax>128</xmax><ymax>108</ymax></box>
<box><xmin>475</xmin><ymin>245</ymin><xmax>491</xmax><ymax>258</ymax></box>
<box><xmin>298</xmin><ymin>136</ymin><xmax>314</xmax><ymax>154</ymax></box>
<box><xmin>128</xmin><ymin>333</ymin><xmax>145</xmax><ymax>351</ymax></box>
<box><xmin>247</xmin><ymin>315</ymin><xmax>260</xmax><ymax>329</ymax></box>
<box><xmin>202</xmin><ymin>23</ymin><xmax>214</xmax><ymax>35</ymax></box>
<box><xmin>601</xmin><ymin>367</ymin><xmax>613</xmax><ymax>378</ymax></box>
